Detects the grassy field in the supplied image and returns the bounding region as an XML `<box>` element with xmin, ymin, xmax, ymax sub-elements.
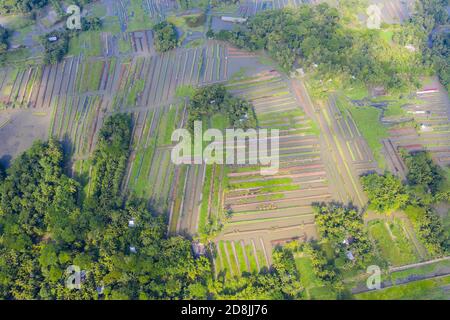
<box><xmin>384</xmin><ymin>105</ymin><xmax>405</xmax><ymax>118</ymax></box>
<box><xmin>102</xmin><ymin>16</ymin><xmax>121</xmax><ymax>34</ymax></box>
<box><xmin>389</xmin><ymin>259</ymin><xmax>450</xmax><ymax>284</ymax></box>
<box><xmin>167</xmin><ymin>14</ymin><xmax>205</xmax><ymax>34</ymax></box>
<box><xmin>355</xmin><ymin>274</ymin><xmax>450</xmax><ymax>300</ymax></box>
<box><xmin>346</xmin><ymin>105</ymin><xmax>389</xmax><ymax>168</ymax></box>
<box><xmin>295</xmin><ymin>256</ymin><xmax>337</xmax><ymax>300</ymax></box>
<box><xmin>343</xmin><ymin>82</ymin><xmax>369</xmax><ymax>100</ymax></box>
<box><xmin>368</xmin><ymin>219</ymin><xmax>420</xmax><ymax>266</ymax></box>
<box><xmin>68</xmin><ymin>31</ymin><xmax>102</xmax><ymax>57</ymax></box>
<box><xmin>127</xmin><ymin>0</ymin><xmax>154</xmax><ymax>32</ymax></box>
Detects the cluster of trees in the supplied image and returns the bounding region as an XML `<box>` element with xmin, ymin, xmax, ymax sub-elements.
<box><xmin>89</xmin><ymin>114</ymin><xmax>131</xmax><ymax>211</ymax></box>
<box><xmin>362</xmin><ymin>151</ymin><xmax>448</xmax><ymax>212</ymax></box>
<box><xmin>40</xmin><ymin>15</ymin><xmax>102</xmax><ymax>64</ymax></box>
<box><xmin>40</xmin><ymin>30</ymin><xmax>70</xmax><ymax>64</ymax></box>
<box><xmin>187</xmin><ymin>84</ymin><xmax>257</xmax><ymax>131</ymax></box>
<box><xmin>362</xmin><ymin>172</ymin><xmax>448</xmax><ymax>256</ymax></box>
<box><xmin>153</xmin><ymin>21</ymin><xmax>178</xmax><ymax>53</ymax></box>
<box><xmin>212</xmin><ymin>246</ymin><xmax>303</xmax><ymax>299</ymax></box>
<box><xmin>185</xmin><ymin>13</ymin><xmax>206</xmax><ymax>28</ymax></box>
<box><xmin>303</xmin><ymin>243</ymin><xmax>337</xmax><ymax>284</ymax></box>
<box><xmin>0</xmin><ymin>113</ymin><xmax>310</xmax><ymax>300</ymax></box>
<box><xmin>81</xmin><ymin>17</ymin><xmax>102</xmax><ymax>31</ymax></box>
<box><xmin>0</xmin><ymin>25</ymin><xmax>9</xmax><ymax>54</ymax></box>
<box><xmin>0</xmin><ymin>0</ymin><xmax>47</xmax><ymax>14</ymax></box>
<box><xmin>361</xmin><ymin>173</ymin><xmax>409</xmax><ymax>213</ymax></box>
<box><xmin>212</xmin><ymin>4</ymin><xmax>423</xmax><ymax>90</ymax></box>
<box><xmin>412</xmin><ymin>207</ymin><xmax>448</xmax><ymax>256</ymax></box>
<box><xmin>314</xmin><ymin>202</ymin><xmax>373</xmax><ymax>267</ymax></box>
<box><xmin>360</xmin><ymin>151</ymin><xmax>449</xmax><ymax>256</ymax></box>
<box><xmin>401</xmin><ymin>0</ymin><xmax>450</xmax><ymax>89</ymax></box>
<box><xmin>0</xmin><ymin>115</ymin><xmax>213</xmax><ymax>299</ymax></box>
<box><xmin>402</xmin><ymin>150</ymin><xmax>444</xmax><ymax>194</ymax></box>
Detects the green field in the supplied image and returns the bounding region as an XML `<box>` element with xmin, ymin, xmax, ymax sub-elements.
<box><xmin>347</xmin><ymin>105</ymin><xmax>389</xmax><ymax>169</ymax></box>
<box><xmin>127</xmin><ymin>0</ymin><xmax>154</xmax><ymax>32</ymax></box>
<box><xmin>368</xmin><ymin>219</ymin><xmax>420</xmax><ymax>266</ymax></box>
<box><xmin>389</xmin><ymin>259</ymin><xmax>450</xmax><ymax>284</ymax></box>
<box><xmin>295</xmin><ymin>256</ymin><xmax>337</xmax><ymax>300</ymax></box>
<box><xmin>68</xmin><ymin>31</ymin><xmax>102</xmax><ymax>57</ymax></box>
<box><xmin>356</xmin><ymin>275</ymin><xmax>450</xmax><ymax>300</ymax></box>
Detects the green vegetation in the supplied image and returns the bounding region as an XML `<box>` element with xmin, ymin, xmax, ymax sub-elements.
<box><xmin>294</xmin><ymin>248</ymin><xmax>338</xmax><ymax>299</ymax></box>
<box><xmin>361</xmin><ymin>173</ymin><xmax>409</xmax><ymax>214</ymax></box>
<box><xmin>214</xmin><ymin>245</ymin><xmax>303</xmax><ymax>299</ymax></box>
<box><xmin>50</xmin><ymin>0</ymin><xmax>63</xmax><ymax>18</ymax></box>
<box><xmin>361</xmin><ymin>151</ymin><xmax>450</xmax><ymax>258</ymax></box>
<box><xmin>175</xmin><ymin>84</ymin><xmax>195</xmax><ymax>98</ymax></box>
<box><xmin>314</xmin><ymin>202</ymin><xmax>373</xmax><ymax>268</ymax></box>
<box><xmin>40</xmin><ymin>30</ymin><xmax>70</xmax><ymax>64</ymax></box>
<box><xmin>68</xmin><ymin>30</ymin><xmax>101</xmax><ymax>57</ymax></box>
<box><xmin>153</xmin><ymin>21</ymin><xmax>178</xmax><ymax>53</ymax></box>
<box><xmin>118</xmin><ymin>36</ymin><xmax>131</xmax><ymax>54</ymax></box>
<box><xmin>187</xmin><ymin>84</ymin><xmax>256</xmax><ymax>132</ymax></box>
<box><xmin>43</xmin><ymin>14</ymin><xmax>103</xmax><ymax>62</ymax></box>
<box><xmin>89</xmin><ymin>114</ymin><xmax>131</xmax><ymax>210</ymax></box>
<box><xmin>185</xmin><ymin>13</ymin><xmax>206</xmax><ymax>28</ymax></box>
<box><xmin>228</xmin><ymin>178</ymin><xmax>294</xmax><ymax>191</ymax></box>
<box><xmin>0</xmin><ymin>115</ymin><xmax>213</xmax><ymax>299</ymax></box>
<box><xmin>347</xmin><ymin>106</ymin><xmax>388</xmax><ymax>167</ymax></box>
<box><xmin>398</xmin><ymin>0</ymin><xmax>450</xmax><ymax>90</ymax></box>
<box><xmin>404</xmin><ymin>206</ymin><xmax>448</xmax><ymax>257</ymax></box>
<box><xmin>389</xmin><ymin>259</ymin><xmax>450</xmax><ymax>284</ymax></box>
<box><xmin>368</xmin><ymin>219</ymin><xmax>419</xmax><ymax>266</ymax></box>
<box><xmin>0</xmin><ymin>0</ymin><xmax>47</xmax><ymax>14</ymax></box>
<box><xmin>356</xmin><ymin>275</ymin><xmax>450</xmax><ymax>300</ymax></box>
<box><xmin>334</xmin><ymin>95</ymin><xmax>390</xmax><ymax>167</ymax></box>
<box><xmin>127</xmin><ymin>0</ymin><xmax>153</xmax><ymax>32</ymax></box>
<box><xmin>176</xmin><ymin>0</ymin><xmax>208</xmax><ymax>10</ymax></box>
<box><xmin>82</xmin><ymin>17</ymin><xmax>102</xmax><ymax>32</ymax></box>
<box><xmin>402</xmin><ymin>150</ymin><xmax>444</xmax><ymax>194</ymax></box>
<box><xmin>214</xmin><ymin>4</ymin><xmax>424</xmax><ymax>91</ymax></box>
<box><xmin>0</xmin><ymin>25</ymin><xmax>9</xmax><ymax>54</ymax></box>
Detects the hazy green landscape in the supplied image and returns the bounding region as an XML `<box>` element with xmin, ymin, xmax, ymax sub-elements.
<box><xmin>0</xmin><ymin>0</ymin><xmax>449</xmax><ymax>300</ymax></box>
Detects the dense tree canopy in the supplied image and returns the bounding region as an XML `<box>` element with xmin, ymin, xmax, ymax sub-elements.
<box><xmin>0</xmin><ymin>114</ymin><xmax>309</xmax><ymax>300</ymax></box>
<box><xmin>361</xmin><ymin>164</ymin><xmax>449</xmax><ymax>257</ymax></box>
<box><xmin>402</xmin><ymin>150</ymin><xmax>444</xmax><ymax>194</ymax></box>
<box><xmin>212</xmin><ymin>247</ymin><xmax>303</xmax><ymax>299</ymax></box>
<box><xmin>360</xmin><ymin>173</ymin><xmax>409</xmax><ymax>213</ymax></box>
<box><xmin>0</xmin><ymin>115</ymin><xmax>212</xmax><ymax>299</ymax></box>
<box><xmin>153</xmin><ymin>21</ymin><xmax>178</xmax><ymax>53</ymax></box>
<box><xmin>0</xmin><ymin>0</ymin><xmax>47</xmax><ymax>14</ymax></box>
<box><xmin>409</xmin><ymin>0</ymin><xmax>449</xmax><ymax>89</ymax></box>
<box><xmin>214</xmin><ymin>4</ymin><xmax>424</xmax><ymax>90</ymax></box>
<box><xmin>405</xmin><ymin>206</ymin><xmax>449</xmax><ymax>257</ymax></box>
<box><xmin>303</xmin><ymin>243</ymin><xmax>337</xmax><ymax>284</ymax></box>
<box><xmin>187</xmin><ymin>84</ymin><xmax>257</xmax><ymax>131</ymax></box>
<box><xmin>40</xmin><ymin>30</ymin><xmax>69</xmax><ymax>64</ymax></box>
<box><xmin>314</xmin><ymin>202</ymin><xmax>373</xmax><ymax>266</ymax></box>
